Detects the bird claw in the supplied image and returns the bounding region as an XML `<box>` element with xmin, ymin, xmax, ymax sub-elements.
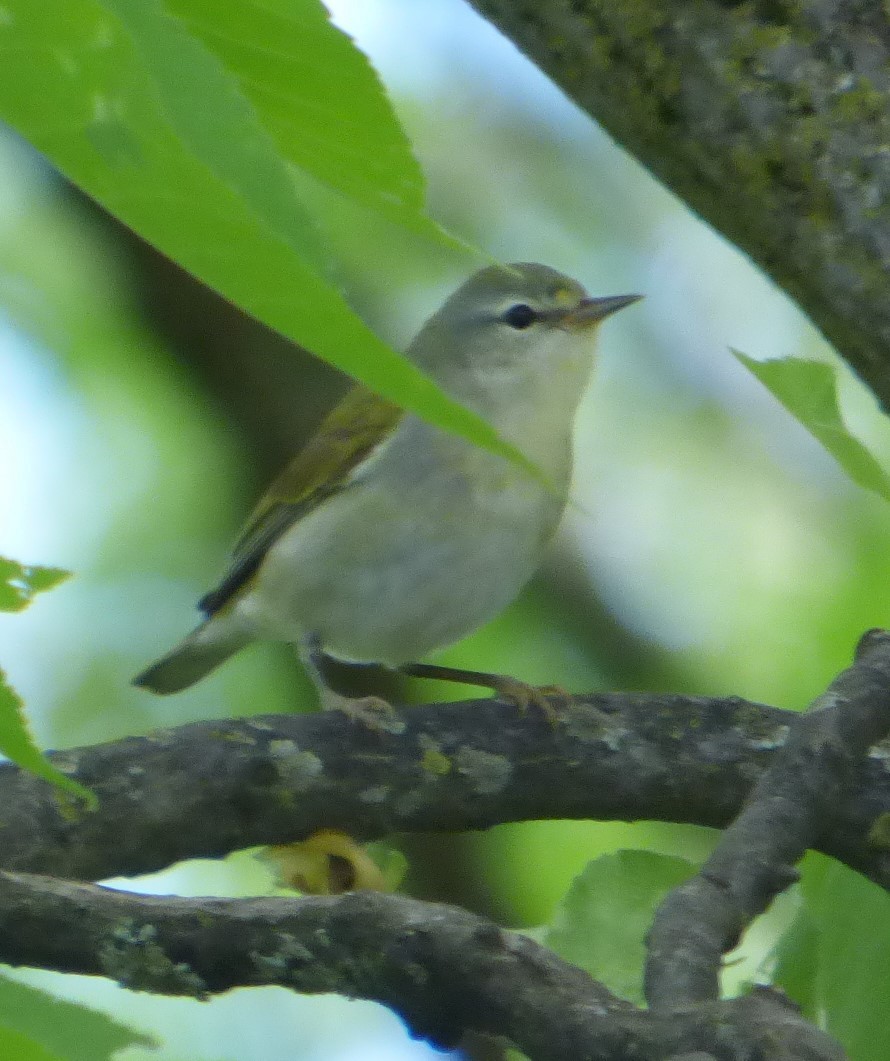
<box><xmin>488</xmin><ymin>677</ymin><xmax>569</xmax><ymax>724</ymax></box>
<box><xmin>323</xmin><ymin>692</ymin><xmax>406</xmax><ymax>735</ymax></box>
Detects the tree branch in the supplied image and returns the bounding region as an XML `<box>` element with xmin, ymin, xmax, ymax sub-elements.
<box><xmin>6</xmin><ymin>632</ymin><xmax>890</xmax><ymax>1059</ymax></box>
<box><xmin>4</xmin><ymin>691</ymin><xmax>890</xmax><ymax>888</ymax></box>
<box><xmin>0</xmin><ymin>871</ymin><xmax>844</xmax><ymax>1061</ymax></box>
<box><xmin>465</xmin><ymin>0</ymin><xmax>890</xmax><ymax>409</ymax></box>
<box><xmin>645</xmin><ymin>628</ymin><xmax>890</xmax><ymax>1012</ymax></box>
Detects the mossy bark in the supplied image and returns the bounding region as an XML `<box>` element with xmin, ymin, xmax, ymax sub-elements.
<box><xmin>469</xmin><ymin>0</ymin><xmax>890</xmax><ymax>406</ymax></box>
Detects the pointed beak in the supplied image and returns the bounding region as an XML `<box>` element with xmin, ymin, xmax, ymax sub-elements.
<box><xmin>561</xmin><ymin>293</ymin><xmax>643</xmax><ymax>328</ymax></box>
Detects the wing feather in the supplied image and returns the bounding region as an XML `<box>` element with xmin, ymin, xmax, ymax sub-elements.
<box><xmin>199</xmin><ymin>387</ymin><xmax>402</xmax><ymax>616</ymax></box>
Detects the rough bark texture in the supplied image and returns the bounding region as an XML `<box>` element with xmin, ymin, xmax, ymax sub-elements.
<box><xmin>5</xmin><ymin>692</ymin><xmax>889</xmax><ymax>889</ymax></box>
<box><xmin>466</xmin><ymin>0</ymin><xmax>890</xmax><ymax>408</ymax></box>
<box><xmin>0</xmin><ymin>873</ymin><xmax>844</xmax><ymax>1061</ymax></box>
<box><xmin>5</xmin><ymin>623</ymin><xmax>890</xmax><ymax>1056</ymax></box>
<box><xmin>6</xmin><ymin>627</ymin><xmax>890</xmax><ymax>1059</ymax></box>
<box><xmin>644</xmin><ymin>628</ymin><xmax>890</xmax><ymax>1012</ymax></box>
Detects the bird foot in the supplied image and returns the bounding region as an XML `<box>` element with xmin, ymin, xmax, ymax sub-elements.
<box><xmin>488</xmin><ymin>677</ymin><xmax>569</xmax><ymax>724</ymax></box>
<box><xmin>321</xmin><ymin>690</ymin><xmax>406</xmax><ymax>735</ymax></box>
<box><xmin>398</xmin><ymin>661</ymin><xmax>569</xmax><ymax>724</ymax></box>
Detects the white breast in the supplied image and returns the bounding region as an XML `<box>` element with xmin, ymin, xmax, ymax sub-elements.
<box><xmin>239</xmin><ymin>416</ymin><xmax>571</xmax><ymax>665</ymax></box>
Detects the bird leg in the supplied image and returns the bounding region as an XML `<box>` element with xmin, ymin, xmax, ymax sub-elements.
<box><xmin>298</xmin><ymin>636</ymin><xmax>404</xmax><ymax>733</ymax></box>
<box><xmin>399</xmin><ymin>661</ymin><xmax>567</xmax><ymax>722</ymax></box>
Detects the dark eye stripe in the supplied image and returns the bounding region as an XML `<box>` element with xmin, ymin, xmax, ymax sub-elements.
<box><xmin>503</xmin><ymin>303</ymin><xmax>537</xmax><ymax>329</ymax></box>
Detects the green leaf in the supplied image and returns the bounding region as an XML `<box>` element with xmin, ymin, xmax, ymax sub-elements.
<box><xmin>0</xmin><ymin>670</ymin><xmax>96</xmax><ymax>807</ymax></box>
<box><xmin>0</xmin><ymin>972</ymin><xmax>152</xmax><ymax>1061</ymax></box>
<box><xmin>165</xmin><ymin>0</ymin><xmax>425</xmax><ymax>219</ymax></box>
<box><xmin>365</xmin><ymin>841</ymin><xmax>409</xmax><ymax>893</ymax></box>
<box><xmin>768</xmin><ymin>904</ymin><xmax>820</xmax><ymax>1015</ymax></box>
<box><xmin>0</xmin><ymin>2</ymin><xmax>531</xmax><ymax>476</ymax></box>
<box><xmin>0</xmin><ymin>557</ymin><xmax>70</xmax><ymax>613</ymax></box>
<box><xmin>771</xmin><ymin>856</ymin><xmax>890</xmax><ymax>1061</ymax></box>
<box><xmin>545</xmin><ymin>850</ymin><xmax>697</xmax><ymax>1005</ymax></box>
<box><xmin>0</xmin><ymin>1025</ymin><xmax>65</xmax><ymax>1061</ymax></box>
<box><xmin>0</xmin><ymin>558</ymin><xmax>92</xmax><ymax>801</ymax></box>
<box><xmin>734</xmin><ymin>353</ymin><xmax>890</xmax><ymax>502</ymax></box>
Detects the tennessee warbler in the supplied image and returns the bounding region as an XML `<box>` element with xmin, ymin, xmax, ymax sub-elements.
<box><xmin>134</xmin><ymin>263</ymin><xmax>639</xmax><ymax>710</ymax></box>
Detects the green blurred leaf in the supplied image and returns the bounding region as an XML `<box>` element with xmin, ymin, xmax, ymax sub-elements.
<box><xmin>165</xmin><ymin>0</ymin><xmax>424</xmax><ymax>221</ymax></box>
<box><xmin>0</xmin><ymin>670</ymin><xmax>95</xmax><ymax>806</ymax></box>
<box><xmin>545</xmin><ymin>849</ymin><xmax>697</xmax><ymax>1005</ymax></box>
<box><xmin>0</xmin><ymin>557</ymin><xmax>70</xmax><ymax>613</ymax></box>
<box><xmin>0</xmin><ymin>1</ymin><xmax>535</xmax><ymax>476</ymax></box>
<box><xmin>770</xmin><ymin>856</ymin><xmax>890</xmax><ymax>1061</ymax></box>
<box><xmin>734</xmin><ymin>353</ymin><xmax>890</xmax><ymax>502</ymax></box>
<box><xmin>365</xmin><ymin>841</ymin><xmax>409</xmax><ymax>893</ymax></box>
<box><xmin>0</xmin><ymin>557</ymin><xmax>92</xmax><ymax>800</ymax></box>
<box><xmin>769</xmin><ymin>904</ymin><xmax>820</xmax><ymax>1016</ymax></box>
<box><xmin>0</xmin><ymin>1025</ymin><xmax>65</xmax><ymax>1061</ymax></box>
<box><xmin>0</xmin><ymin>972</ymin><xmax>152</xmax><ymax>1061</ymax></box>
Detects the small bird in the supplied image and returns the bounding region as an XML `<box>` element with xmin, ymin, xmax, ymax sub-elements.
<box><xmin>134</xmin><ymin>263</ymin><xmax>640</xmax><ymax>712</ymax></box>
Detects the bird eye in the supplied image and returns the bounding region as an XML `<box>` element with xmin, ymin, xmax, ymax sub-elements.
<box><xmin>503</xmin><ymin>303</ymin><xmax>538</xmax><ymax>329</ymax></box>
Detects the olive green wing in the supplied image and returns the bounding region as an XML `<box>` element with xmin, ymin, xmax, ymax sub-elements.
<box><xmin>199</xmin><ymin>387</ymin><xmax>402</xmax><ymax>616</ymax></box>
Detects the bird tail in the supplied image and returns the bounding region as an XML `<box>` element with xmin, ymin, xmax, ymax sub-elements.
<box><xmin>133</xmin><ymin>620</ymin><xmax>249</xmax><ymax>694</ymax></box>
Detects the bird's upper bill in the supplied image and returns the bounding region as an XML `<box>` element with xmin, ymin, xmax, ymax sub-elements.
<box><xmin>557</xmin><ymin>293</ymin><xmax>643</xmax><ymax>329</ymax></box>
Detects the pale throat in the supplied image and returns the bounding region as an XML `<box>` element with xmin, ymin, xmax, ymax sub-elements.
<box><xmin>467</xmin><ymin>358</ymin><xmax>589</xmax><ymax>484</ymax></box>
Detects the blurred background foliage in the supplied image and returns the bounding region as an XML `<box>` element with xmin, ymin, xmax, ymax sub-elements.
<box><xmin>2</xmin><ymin>0</ymin><xmax>890</xmax><ymax>1059</ymax></box>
